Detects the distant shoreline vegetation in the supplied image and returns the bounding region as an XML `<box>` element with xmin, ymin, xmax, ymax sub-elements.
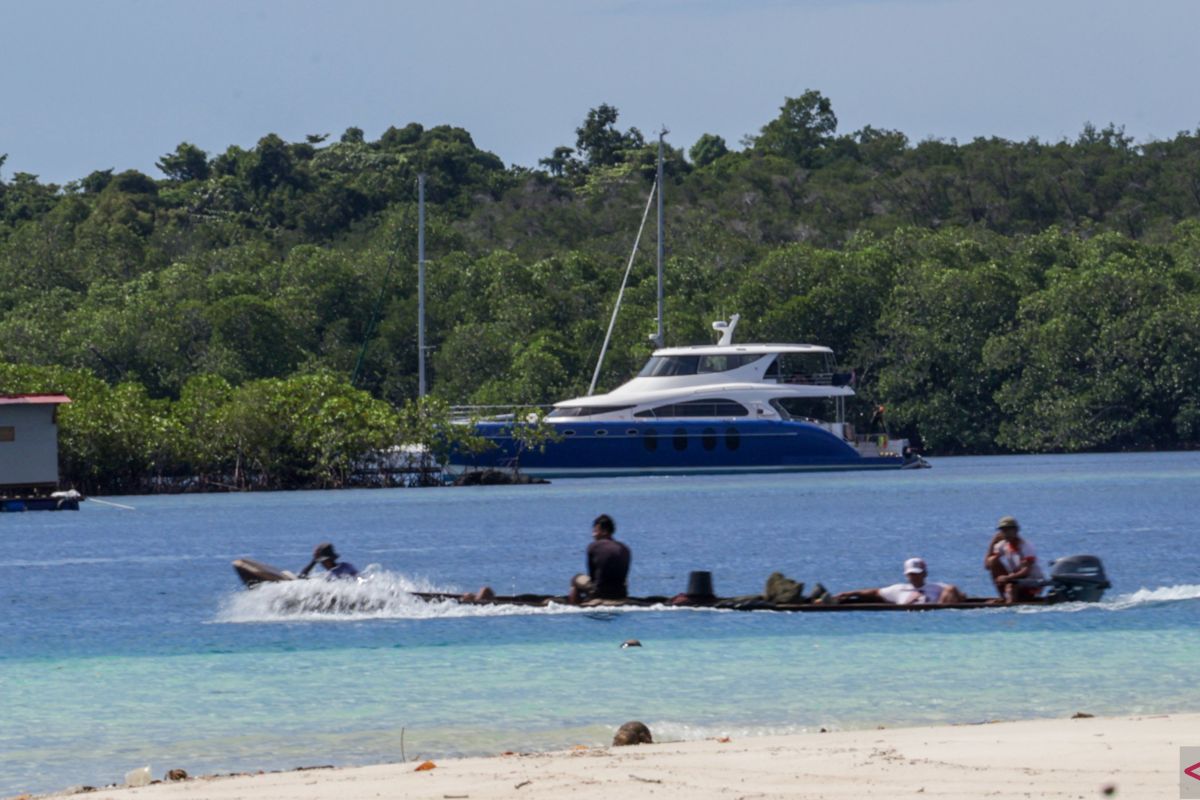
<box><xmin>3</xmin><ymin>90</ymin><xmax>1200</xmax><ymax>492</ymax></box>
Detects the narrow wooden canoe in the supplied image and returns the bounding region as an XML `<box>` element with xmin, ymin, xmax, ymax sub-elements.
<box><xmin>232</xmin><ymin>560</ymin><xmax>1074</xmax><ymax>611</ymax></box>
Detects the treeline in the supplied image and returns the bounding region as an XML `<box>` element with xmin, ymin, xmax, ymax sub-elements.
<box><xmin>3</xmin><ymin>90</ymin><xmax>1200</xmax><ymax>490</ymax></box>
<box><xmin>0</xmin><ymin>363</ymin><xmax>498</xmax><ymax>493</ymax></box>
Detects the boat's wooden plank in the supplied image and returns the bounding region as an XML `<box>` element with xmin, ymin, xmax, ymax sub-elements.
<box><xmin>237</xmin><ymin>563</ymin><xmax>1060</xmax><ymax>612</ymax></box>
<box><xmin>411</xmin><ymin>591</ymin><xmax>1045</xmax><ymax>612</ymax></box>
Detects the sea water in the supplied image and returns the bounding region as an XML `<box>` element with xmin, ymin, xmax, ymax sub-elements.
<box><xmin>2</xmin><ymin>453</ymin><xmax>1199</xmax><ymax>795</ymax></box>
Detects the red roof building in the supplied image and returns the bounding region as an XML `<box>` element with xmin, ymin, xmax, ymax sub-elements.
<box><xmin>0</xmin><ymin>394</ymin><xmax>72</xmax><ymax>489</ymax></box>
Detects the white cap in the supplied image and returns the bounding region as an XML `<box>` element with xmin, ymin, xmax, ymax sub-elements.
<box><xmin>903</xmin><ymin>557</ymin><xmax>927</xmax><ymax>575</ymax></box>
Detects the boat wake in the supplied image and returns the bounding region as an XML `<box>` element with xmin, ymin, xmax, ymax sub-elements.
<box><xmin>215</xmin><ymin>568</ymin><xmax>675</xmax><ymax>623</ymax></box>
<box><xmin>215</xmin><ymin>572</ymin><xmax>1200</xmax><ymax>623</ymax></box>
<box><xmin>1012</xmin><ymin>583</ymin><xmax>1200</xmax><ymax>614</ymax></box>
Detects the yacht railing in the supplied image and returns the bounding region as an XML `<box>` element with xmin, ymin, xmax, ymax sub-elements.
<box><xmin>449</xmin><ymin>404</ymin><xmax>555</xmax><ymax>422</ymax></box>
<box><xmin>772</xmin><ymin>372</ymin><xmax>856</xmax><ymax>387</ymax></box>
<box><xmin>851</xmin><ymin>432</ymin><xmax>909</xmax><ymax>458</ymax></box>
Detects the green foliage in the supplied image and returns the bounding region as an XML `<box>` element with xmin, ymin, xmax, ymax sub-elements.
<box><xmin>573</xmin><ymin>104</ymin><xmax>645</xmax><ymax>168</ymax></box>
<box><xmin>984</xmin><ymin>235</ymin><xmax>1200</xmax><ymax>451</ymax></box>
<box><xmin>157</xmin><ymin>142</ymin><xmax>210</xmax><ymax>183</ymax></box>
<box><xmin>0</xmin><ymin>363</ymin><xmax>171</xmax><ymax>492</ymax></box>
<box><xmin>503</xmin><ymin>406</ymin><xmax>563</xmax><ymax>476</ymax></box>
<box><xmin>689</xmin><ymin>133</ymin><xmax>729</xmax><ymax>168</ymax></box>
<box><xmin>214</xmin><ymin>371</ymin><xmax>399</xmax><ymax>488</ymax></box>
<box><xmin>0</xmin><ymin>363</ymin><xmax>400</xmax><ymax>491</ymax></box>
<box><xmin>539</xmin><ymin>146</ymin><xmax>577</xmax><ymax>177</ymax></box>
<box><xmin>397</xmin><ymin>395</ymin><xmax>493</xmax><ymax>482</ymax></box>
<box><xmin>876</xmin><ymin>253</ymin><xmax>1024</xmax><ymax>453</ymax></box>
<box><xmin>4</xmin><ymin>95</ymin><xmax>1200</xmax><ymax>493</ymax></box>
<box><xmin>206</xmin><ymin>294</ymin><xmax>302</xmax><ymax>381</ymax></box>
<box><xmin>751</xmin><ymin>90</ymin><xmax>838</xmax><ymax>168</ymax></box>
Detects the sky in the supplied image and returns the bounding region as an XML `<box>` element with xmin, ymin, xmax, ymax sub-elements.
<box><xmin>3</xmin><ymin>0</ymin><xmax>1199</xmax><ymax>185</ymax></box>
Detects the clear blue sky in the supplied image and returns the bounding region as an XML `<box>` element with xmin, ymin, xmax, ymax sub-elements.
<box><xmin>3</xmin><ymin>0</ymin><xmax>1199</xmax><ymax>185</ymax></box>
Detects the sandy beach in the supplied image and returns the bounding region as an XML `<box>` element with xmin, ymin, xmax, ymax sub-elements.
<box><xmin>35</xmin><ymin>712</ymin><xmax>1191</xmax><ymax>800</ymax></box>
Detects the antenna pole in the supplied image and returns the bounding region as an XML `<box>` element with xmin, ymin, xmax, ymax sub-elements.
<box><xmin>417</xmin><ymin>173</ymin><xmax>427</xmax><ymax>398</ymax></box>
<box><xmin>654</xmin><ymin>128</ymin><xmax>667</xmax><ymax>349</ymax></box>
<box><xmin>589</xmin><ymin>181</ymin><xmax>657</xmax><ymax>396</ymax></box>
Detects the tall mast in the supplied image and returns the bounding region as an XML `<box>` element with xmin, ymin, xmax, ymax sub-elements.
<box><xmin>417</xmin><ymin>173</ymin><xmax>427</xmax><ymax>398</ymax></box>
<box><xmin>654</xmin><ymin>128</ymin><xmax>667</xmax><ymax>349</ymax></box>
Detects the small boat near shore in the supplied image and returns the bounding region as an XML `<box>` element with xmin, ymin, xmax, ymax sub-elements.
<box><xmin>401</xmin><ymin>592</ymin><xmax>1069</xmax><ymax>612</ymax></box>
<box><xmin>232</xmin><ymin>554</ymin><xmax>1110</xmax><ymax>612</ymax></box>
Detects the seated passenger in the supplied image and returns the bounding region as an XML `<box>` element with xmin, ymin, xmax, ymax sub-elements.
<box><xmin>985</xmin><ymin>516</ymin><xmax>1044</xmax><ymax>602</ymax></box>
<box><xmin>298</xmin><ymin>542</ymin><xmax>359</xmax><ymax>580</ymax></box>
<box><xmin>460</xmin><ymin>585</ymin><xmax>496</xmax><ymax>603</ymax></box>
<box><xmin>567</xmin><ymin>514</ymin><xmax>630</xmax><ymax>604</ymax></box>
<box><xmin>833</xmin><ymin>558</ymin><xmax>964</xmax><ymax>605</ymax></box>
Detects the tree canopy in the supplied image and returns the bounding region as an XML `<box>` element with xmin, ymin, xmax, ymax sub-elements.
<box><xmin>4</xmin><ymin>90</ymin><xmax>1200</xmax><ymax>491</ymax></box>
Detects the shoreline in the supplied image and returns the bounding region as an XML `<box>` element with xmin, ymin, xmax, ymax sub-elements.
<box><xmin>59</xmin><ymin>450</ymin><xmax>1200</xmax><ymax>498</ymax></box>
<box><xmin>32</xmin><ymin>712</ymin><xmax>1194</xmax><ymax>800</ymax></box>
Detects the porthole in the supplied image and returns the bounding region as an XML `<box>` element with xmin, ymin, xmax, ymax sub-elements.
<box><xmin>563</xmin><ymin>430</ymin><xmax>577</xmax><ymax>437</ymax></box>
<box><xmin>643</xmin><ymin>430</ymin><xmax>658</xmax><ymax>452</ymax></box>
<box><xmin>725</xmin><ymin>427</ymin><xmax>740</xmax><ymax>450</ymax></box>
<box><xmin>673</xmin><ymin>428</ymin><xmax>688</xmax><ymax>451</ymax></box>
<box><xmin>702</xmin><ymin>428</ymin><xmax>717</xmax><ymax>451</ymax></box>
<box><xmin>626</xmin><ymin>429</ymin><xmax>638</xmax><ymax>436</ymax></box>
<box><xmin>595</xmin><ymin>429</ymin><xmax>608</xmax><ymax>436</ymax></box>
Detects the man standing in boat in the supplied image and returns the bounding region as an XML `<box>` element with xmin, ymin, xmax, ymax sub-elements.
<box><xmin>833</xmin><ymin>557</ymin><xmax>964</xmax><ymax>604</ymax></box>
<box><xmin>985</xmin><ymin>516</ymin><xmax>1044</xmax><ymax>602</ymax></box>
<box><xmin>568</xmin><ymin>514</ymin><xmax>631</xmax><ymax>604</ymax></box>
<box><xmin>298</xmin><ymin>542</ymin><xmax>359</xmax><ymax>580</ymax></box>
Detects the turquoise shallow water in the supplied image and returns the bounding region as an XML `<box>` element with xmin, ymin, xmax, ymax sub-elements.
<box><xmin>2</xmin><ymin>453</ymin><xmax>1199</xmax><ymax>795</ymax></box>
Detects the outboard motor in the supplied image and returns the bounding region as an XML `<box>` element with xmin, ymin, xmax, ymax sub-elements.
<box><xmin>1044</xmin><ymin>555</ymin><xmax>1111</xmax><ymax>603</ymax></box>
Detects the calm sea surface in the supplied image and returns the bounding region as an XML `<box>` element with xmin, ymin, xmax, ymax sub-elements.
<box><xmin>3</xmin><ymin>453</ymin><xmax>1199</xmax><ymax>795</ymax></box>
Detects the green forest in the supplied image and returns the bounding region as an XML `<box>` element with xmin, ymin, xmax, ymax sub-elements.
<box><xmin>3</xmin><ymin>90</ymin><xmax>1200</xmax><ymax>492</ymax></box>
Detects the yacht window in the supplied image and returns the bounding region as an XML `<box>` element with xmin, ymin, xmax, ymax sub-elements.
<box><xmin>673</xmin><ymin>428</ymin><xmax>688</xmax><ymax>451</ymax></box>
<box><xmin>697</xmin><ymin>354</ymin><xmax>764</xmax><ymax>373</ymax></box>
<box><xmin>634</xmin><ymin>399</ymin><xmax>750</xmax><ymax>418</ymax></box>
<box><xmin>547</xmin><ymin>405</ymin><xmax>635</xmax><ymax>418</ymax></box>
<box><xmin>702</xmin><ymin>428</ymin><xmax>717</xmax><ymax>451</ymax></box>
<box><xmin>725</xmin><ymin>427</ymin><xmax>741</xmax><ymax>450</ymax></box>
<box><xmin>643</xmin><ymin>430</ymin><xmax>658</xmax><ymax>452</ymax></box>
<box><xmin>638</xmin><ymin>356</ymin><xmax>700</xmax><ymax>377</ymax></box>
<box><xmin>638</xmin><ymin>354</ymin><xmax>763</xmax><ymax>377</ymax></box>
<box><xmin>773</xmin><ymin>352</ymin><xmax>835</xmax><ymax>385</ymax></box>
<box><xmin>772</xmin><ymin>397</ymin><xmax>834</xmax><ymax>422</ymax></box>
<box><xmin>595</xmin><ymin>429</ymin><xmax>608</xmax><ymax>436</ymax></box>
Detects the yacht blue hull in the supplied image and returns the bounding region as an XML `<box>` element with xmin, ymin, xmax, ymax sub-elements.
<box><xmin>451</xmin><ymin>419</ymin><xmax>910</xmax><ymax>477</ymax></box>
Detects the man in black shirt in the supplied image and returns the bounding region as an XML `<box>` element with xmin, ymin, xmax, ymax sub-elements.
<box><xmin>568</xmin><ymin>514</ymin><xmax>631</xmax><ymax>604</ymax></box>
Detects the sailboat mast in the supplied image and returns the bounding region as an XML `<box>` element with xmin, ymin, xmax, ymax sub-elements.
<box><xmin>418</xmin><ymin>173</ymin><xmax>427</xmax><ymax>398</ymax></box>
<box><xmin>655</xmin><ymin>128</ymin><xmax>667</xmax><ymax>349</ymax></box>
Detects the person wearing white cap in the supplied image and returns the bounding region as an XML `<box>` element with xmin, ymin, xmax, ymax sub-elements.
<box><xmin>833</xmin><ymin>557</ymin><xmax>964</xmax><ymax>605</ymax></box>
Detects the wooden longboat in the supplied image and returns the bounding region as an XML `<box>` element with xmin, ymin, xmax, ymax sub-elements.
<box><xmin>408</xmin><ymin>591</ymin><xmax>1050</xmax><ymax>612</ymax></box>
<box><xmin>233</xmin><ymin>557</ymin><xmax>1105</xmax><ymax>611</ymax></box>
<box><xmin>232</xmin><ymin>562</ymin><xmax>1060</xmax><ymax>611</ymax></box>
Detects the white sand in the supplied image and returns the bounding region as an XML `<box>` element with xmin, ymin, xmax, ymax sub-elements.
<box><xmin>37</xmin><ymin>713</ymin><xmax>1194</xmax><ymax>800</ymax></box>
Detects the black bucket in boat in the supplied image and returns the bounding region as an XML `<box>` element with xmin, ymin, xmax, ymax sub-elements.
<box><xmin>685</xmin><ymin>570</ymin><xmax>716</xmax><ymax>600</ymax></box>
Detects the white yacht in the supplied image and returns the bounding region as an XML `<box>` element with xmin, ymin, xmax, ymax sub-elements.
<box><xmin>452</xmin><ymin>316</ymin><xmax>925</xmax><ymax>476</ymax></box>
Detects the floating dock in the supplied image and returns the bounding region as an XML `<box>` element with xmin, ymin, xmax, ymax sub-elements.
<box><xmin>0</xmin><ymin>491</ymin><xmax>82</xmax><ymax>512</ymax></box>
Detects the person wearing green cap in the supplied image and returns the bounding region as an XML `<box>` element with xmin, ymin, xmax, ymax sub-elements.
<box><xmin>984</xmin><ymin>517</ymin><xmax>1043</xmax><ymax>602</ymax></box>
